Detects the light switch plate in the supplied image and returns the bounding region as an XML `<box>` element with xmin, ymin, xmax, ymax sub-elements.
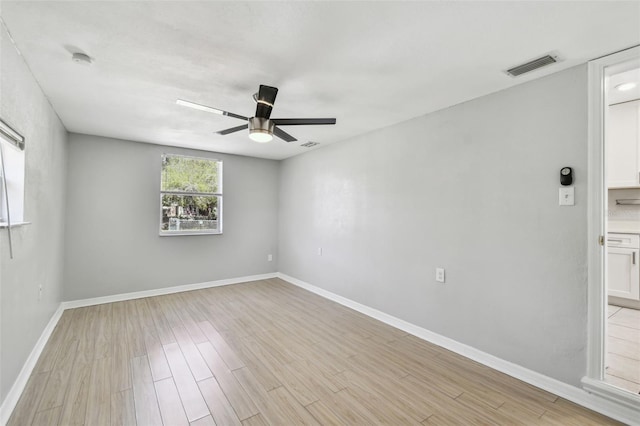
<box><xmin>559</xmin><ymin>187</ymin><xmax>575</xmax><ymax>206</ymax></box>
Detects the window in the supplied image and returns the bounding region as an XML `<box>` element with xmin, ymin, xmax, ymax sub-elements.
<box><xmin>160</xmin><ymin>154</ymin><xmax>222</xmax><ymax>236</ymax></box>
<box><xmin>0</xmin><ymin>118</ymin><xmax>25</xmax><ymax>226</ymax></box>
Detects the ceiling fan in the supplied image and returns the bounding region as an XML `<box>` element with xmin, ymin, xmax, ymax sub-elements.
<box><xmin>177</xmin><ymin>85</ymin><xmax>336</xmax><ymax>143</ymax></box>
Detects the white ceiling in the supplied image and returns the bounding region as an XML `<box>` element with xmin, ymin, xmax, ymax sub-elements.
<box><xmin>2</xmin><ymin>1</ymin><xmax>639</xmax><ymax>160</ymax></box>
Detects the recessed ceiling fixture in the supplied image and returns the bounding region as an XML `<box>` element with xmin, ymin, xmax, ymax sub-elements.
<box><xmin>505</xmin><ymin>54</ymin><xmax>558</xmax><ymax>77</ymax></box>
<box><xmin>615</xmin><ymin>82</ymin><xmax>638</xmax><ymax>91</ymax></box>
<box><xmin>177</xmin><ymin>85</ymin><xmax>336</xmax><ymax>143</ymax></box>
<box><xmin>71</xmin><ymin>52</ymin><xmax>92</xmax><ymax>65</ymax></box>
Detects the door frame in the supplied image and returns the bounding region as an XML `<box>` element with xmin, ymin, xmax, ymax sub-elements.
<box><xmin>584</xmin><ymin>45</ymin><xmax>640</xmax><ymax>407</ymax></box>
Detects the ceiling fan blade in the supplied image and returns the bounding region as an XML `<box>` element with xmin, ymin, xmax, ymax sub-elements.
<box><xmin>273</xmin><ymin>126</ymin><xmax>297</xmax><ymax>142</ymax></box>
<box><xmin>216</xmin><ymin>124</ymin><xmax>248</xmax><ymax>135</ymax></box>
<box><xmin>271</xmin><ymin>118</ymin><xmax>336</xmax><ymax>126</ymax></box>
<box><xmin>255</xmin><ymin>85</ymin><xmax>278</xmax><ymax>119</ymax></box>
<box><xmin>177</xmin><ymin>99</ymin><xmax>248</xmax><ymax>121</ymax></box>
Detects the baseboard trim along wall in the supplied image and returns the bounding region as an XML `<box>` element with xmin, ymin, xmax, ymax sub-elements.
<box><xmin>3</xmin><ymin>272</ymin><xmax>638</xmax><ymax>425</ymax></box>
<box><xmin>61</xmin><ymin>272</ymin><xmax>278</xmax><ymax>310</ymax></box>
<box><xmin>0</xmin><ymin>272</ymin><xmax>277</xmax><ymax>426</ymax></box>
<box><xmin>276</xmin><ymin>273</ymin><xmax>640</xmax><ymax>425</ymax></box>
<box><xmin>0</xmin><ymin>305</ymin><xmax>65</xmax><ymax>426</ymax></box>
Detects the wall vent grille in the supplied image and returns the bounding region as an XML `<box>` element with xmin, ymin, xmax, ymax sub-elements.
<box><xmin>506</xmin><ymin>55</ymin><xmax>557</xmax><ymax>77</ymax></box>
<box><xmin>301</xmin><ymin>142</ymin><xmax>320</xmax><ymax>148</ymax></box>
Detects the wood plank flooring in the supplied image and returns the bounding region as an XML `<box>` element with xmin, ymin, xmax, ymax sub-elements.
<box><xmin>606</xmin><ymin>304</ymin><xmax>640</xmax><ymax>394</ymax></box>
<box><xmin>9</xmin><ymin>278</ymin><xmax>620</xmax><ymax>425</ymax></box>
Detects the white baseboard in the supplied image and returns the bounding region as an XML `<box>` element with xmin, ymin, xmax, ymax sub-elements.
<box><xmin>0</xmin><ymin>304</ymin><xmax>64</xmax><ymax>426</ymax></box>
<box><xmin>0</xmin><ymin>272</ymin><xmax>277</xmax><ymax>426</ymax></box>
<box><xmin>277</xmin><ymin>272</ymin><xmax>640</xmax><ymax>425</ymax></box>
<box><xmin>4</xmin><ymin>272</ymin><xmax>637</xmax><ymax>426</ymax></box>
<box><xmin>61</xmin><ymin>272</ymin><xmax>278</xmax><ymax>309</ymax></box>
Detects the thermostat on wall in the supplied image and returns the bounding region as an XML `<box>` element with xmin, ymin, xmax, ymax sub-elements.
<box><xmin>560</xmin><ymin>167</ymin><xmax>573</xmax><ymax>186</ymax></box>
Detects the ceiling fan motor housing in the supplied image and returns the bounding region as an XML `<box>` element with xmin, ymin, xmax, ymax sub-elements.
<box><xmin>248</xmin><ymin>117</ymin><xmax>275</xmax><ymax>142</ymax></box>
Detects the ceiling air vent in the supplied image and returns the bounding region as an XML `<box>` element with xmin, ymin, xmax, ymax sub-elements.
<box><xmin>506</xmin><ymin>54</ymin><xmax>558</xmax><ymax>77</ymax></box>
<box><xmin>301</xmin><ymin>142</ymin><xmax>320</xmax><ymax>148</ymax></box>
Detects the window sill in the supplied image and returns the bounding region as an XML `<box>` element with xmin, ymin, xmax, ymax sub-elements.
<box><xmin>0</xmin><ymin>221</ymin><xmax>31</xmax><ymax>229</ymax></box>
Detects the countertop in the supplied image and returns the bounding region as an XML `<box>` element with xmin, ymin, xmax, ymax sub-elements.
<box><xmin>608</xmin><ymin>220</ymin><xmax>640</xmax><ymax>234</ymax></box>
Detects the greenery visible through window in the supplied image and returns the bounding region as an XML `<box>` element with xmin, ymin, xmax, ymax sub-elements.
<box><xmin>160</xmin><ymin>154</ymin><xmax>222</xmax><ymax>235</ymax></box>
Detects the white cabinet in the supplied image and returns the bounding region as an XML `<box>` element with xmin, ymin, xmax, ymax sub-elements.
<box><xmin>607</xmin><ymin>233</ymin><xmax>640</xmax><ymax>300</ymax></box>
<box><xmin>607</xmin><ymin>100</ymin><xmax>640</xmax><ymax>188</ymax></box>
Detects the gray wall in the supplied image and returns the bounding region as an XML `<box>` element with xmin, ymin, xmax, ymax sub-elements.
<box><xmin>0</xmin><ymin>24</ymin><xmax>68</xmax><ymax>401</ymax></box>
<box><xmin>279</xmin><ymin>65</ymin><xmax>588</xmax><ymax>386</ymax></box>
<box><xmin>64</xmin><ymin>134</ymin><xmax>279</xmax><ymax>300</ymax></box>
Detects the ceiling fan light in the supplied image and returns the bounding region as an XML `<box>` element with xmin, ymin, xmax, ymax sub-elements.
<box><xmin>248</xmin><ymin>117</ymin><xmax>274</xmax><ymax>143</ymax></box>
<box><xmin>616</xmin><ymin>82</ymin><xmax>637</xmax><ymax>92</ymax></box>
<box><xmin>249</xmin><ymin>130</ymin><xmax>273</xmax><ymax>143</ymax></box>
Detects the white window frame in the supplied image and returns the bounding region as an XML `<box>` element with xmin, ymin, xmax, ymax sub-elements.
<box><xmin>159</xmin><ymin>153</ymin><xmax>223</xmax><ymax>236</ymax></box>
<box><xmin>0</xmin><ymin>118</ymin><xmax>26</xmax><ymax>227</ymax></box>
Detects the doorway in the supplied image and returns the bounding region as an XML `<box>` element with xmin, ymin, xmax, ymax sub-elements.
<box><xmin>604</xmin><ymin>62</ymin><xmax>640</xmax><ymax>393</ymax></box>
<box><xmin>586</xmin><ymin>45</ymin><xmax>640</xmax><ymax>407</ymax></box>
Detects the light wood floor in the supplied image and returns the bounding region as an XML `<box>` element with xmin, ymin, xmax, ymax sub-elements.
<box><xmin>9</xmin><ymin>278</ymin><xmax>620</xmax><ymax>426</ymax></box>
<box><xmin>606</xmin><ymin>304</ymin><xmax>640</xmax><ymax>394</ymax></box>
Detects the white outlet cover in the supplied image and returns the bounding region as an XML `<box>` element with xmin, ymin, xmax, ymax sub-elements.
<box><xmin>436</xmin><ymin>268</ymin><xmax>445</xmax><ymax>283</ymax></box>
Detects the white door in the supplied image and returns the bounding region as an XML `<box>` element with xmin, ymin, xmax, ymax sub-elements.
<box><xmin>608</xmin><ymin>247</ymin><xmax>640</xmax><ymax>299</ymax></box>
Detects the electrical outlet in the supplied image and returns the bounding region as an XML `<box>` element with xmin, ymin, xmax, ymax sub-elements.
<box><xmin>318</xmin><ymin>247</ymin><xmax>323</xmax><ymax>256</ymax></box>
<box><xmin>38</xmin><ymin>285</ymin><xmax>43</xmax><ymax>301</ymax></box>
<box><xmin>267</xmin><ymin>254</ymin><xmax>273</xmax><ymax>262</ymax></box>
<box><xmin>435</xmin><ymin>268</ymin><xmax>445</xmax><ymax>283</ymax></box>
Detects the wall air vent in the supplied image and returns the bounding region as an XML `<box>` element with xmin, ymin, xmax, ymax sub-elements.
<box><xmin>506</xmin><ymin>54</ymin><xmax>558</xmax><ymax>77</ymax></box>
<box><xmin>301</xmin><ymin>142</ymin><xmax>320</xmax><ymax>148</ymax></box>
